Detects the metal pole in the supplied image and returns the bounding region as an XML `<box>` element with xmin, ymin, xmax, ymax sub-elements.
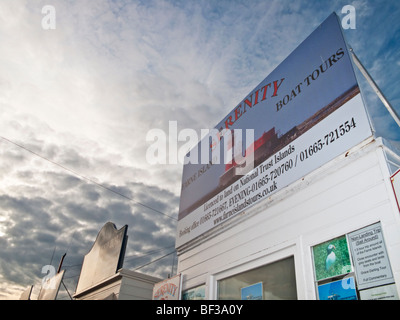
<box><xmin>349</xmin><ymin>47</ymin><xmax>400</xmax><ymax>128</ymax></box>
<box><xmin>61</xmin><ymin>280</ymin><xmax>73</xmax><ymax>300</ymax></box>
<box><xmin>57</xmin><ymin>253</ymin><xmax>66</xmax><ymax>273</ymax></box>
<box><xmin>171</xmin><ymin>250</ymin><xmax>175</xmax><ymax>277</ymax></box>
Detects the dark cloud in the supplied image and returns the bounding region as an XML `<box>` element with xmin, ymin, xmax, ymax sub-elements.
<box><xmin>0</xmin><ymin>136</ymin><xmax>179</xmax><ymax>298</ymax></box>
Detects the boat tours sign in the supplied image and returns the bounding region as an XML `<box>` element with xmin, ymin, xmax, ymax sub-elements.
<box><xmin>176</xmin><ymin>13</ymin><xmax>372</xmax><ymax>248</ymax></box>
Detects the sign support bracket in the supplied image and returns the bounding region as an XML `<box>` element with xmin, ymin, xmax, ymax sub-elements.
<box><xmin>349</xmin><ymin>47</ymin><xmax>400</xmax><ymax>128</ymax></box>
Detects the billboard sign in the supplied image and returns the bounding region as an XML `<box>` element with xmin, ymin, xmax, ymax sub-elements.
<box><xmin>75</xmin><ymin>222</ymin><xmax>128</xmax><ymax>295</ymax></box>
<box><xmin>176</xmin><ymin>13</ymin><xmax>372</xmax><ymax>248</ymax></box>
<box><xmin>38</xmin><ymin>270</ymin><xmax>65</xmax><ymax>300</ymax></box>
<box><xmin>359</xmin><ymin>284</ymin><xmax>399</xmax><ymax>300</ymax></box>
<box><xmin>19</xmin><ymin>285</ymin><xmax>33</xmax><ymax>300</ymax></box>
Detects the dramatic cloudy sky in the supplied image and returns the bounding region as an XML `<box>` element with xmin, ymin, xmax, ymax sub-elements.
<box><xmin>1</xmin><ymin>0</ymin><xmax>399</xmax><ymax>299</ymax></box>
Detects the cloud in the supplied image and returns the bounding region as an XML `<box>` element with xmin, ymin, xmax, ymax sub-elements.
<box><xmin>0</xmin><ymin>111</ymin><xmax>179</xmax><ymax>298</ymax></box>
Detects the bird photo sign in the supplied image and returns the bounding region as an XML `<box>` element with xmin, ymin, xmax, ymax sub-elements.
<box><xmin>312</xmin><ymin>222</ymin><xmax>397</xmax><ymax>300</ymax></box>
<box><xmin>312</xmin><ymin>235</ymin><xmax>352</xmax><ymax>281</ymax></box>
<box><xmin>312</xmin><ymin>235</ymin><xmax>356</xmax><ymax>300</ymax></box>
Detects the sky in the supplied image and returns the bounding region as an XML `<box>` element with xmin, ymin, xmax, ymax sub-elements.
<box><xmin>0</xmin><ymin>0</ymin><xmax>399</xmax><ymax>300</ymax></box>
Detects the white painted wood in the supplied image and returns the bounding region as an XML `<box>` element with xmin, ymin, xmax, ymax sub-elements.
<box><xmin>73</xmin><ymin>268</ymin><xmax>161</xmax><ymax>300</ymax></box>
<box><xmin>118</xmin><ymin>269</ymin><xmax>162</xmax><ymax>300</ymax></box>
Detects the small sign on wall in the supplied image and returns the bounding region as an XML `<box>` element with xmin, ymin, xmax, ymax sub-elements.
<box><xmin>152</xmin><ymin>274</ymin><xmax>182</xmax><ymax>300</ymax></box>
<box><xmin>359</xmin><ymin>284</ymin><xmax>399</xmax><ymax>300</ymax></box>
<box><xmin>241</xmin><ymin>282</ymin><xmax>263</xmax><ymax>300</ymax></box>
<box><xmin>312</xmin><ymin>235</ymin><xmax>352</xmax><ymax>281</ymax></box>
<box><xmin>312</xmin><ymin>222</ymin><xmax>398</xmax><ymax>300</ymax></box>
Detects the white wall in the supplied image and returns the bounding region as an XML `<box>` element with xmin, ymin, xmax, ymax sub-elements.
<box><xmin>176</xmin><ymin>138</ymin><xmax>400</xmax><ymax>299</ymax></box>
<box><xmin>118</xmin><ymin>269</ymin><xmax>162</xmax><ymax>300</ymax></box>
<box><xmin>73</xmin><ymin>269</ymin><xmax>161</xmax><ymax>300</ymax></box>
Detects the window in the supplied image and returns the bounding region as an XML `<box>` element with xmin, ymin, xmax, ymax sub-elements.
<box><xmin>182</xmin><ymin>285</ymin><xmax>205</xmax><ymax>300</ymax></box>
<box><xmin>217</xmin><ymin>256</ymin><xmax>297</xmax><ymax>300</ymax></box>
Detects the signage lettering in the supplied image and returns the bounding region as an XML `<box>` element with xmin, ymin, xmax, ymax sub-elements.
<box><xmin>221</xmin><ymin>78</ymin><xmax>285</xmax><ymax>131</ymax></box>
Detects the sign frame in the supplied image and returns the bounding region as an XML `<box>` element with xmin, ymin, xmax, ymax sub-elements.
<box><xmin>75</xmin><ymin>222</ymin><xmax>128</xmax><ymax>295</ymax></box>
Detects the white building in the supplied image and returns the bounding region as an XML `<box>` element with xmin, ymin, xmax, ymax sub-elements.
<box><xmin>176</xmin><ymin>136</ymin><xmax>400</xmax><ymax>300</ymax></box>
<box><xmin>73</xmin><ymin>268</ymin><xmax>161</xmax><ymax>300</ymax></box>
